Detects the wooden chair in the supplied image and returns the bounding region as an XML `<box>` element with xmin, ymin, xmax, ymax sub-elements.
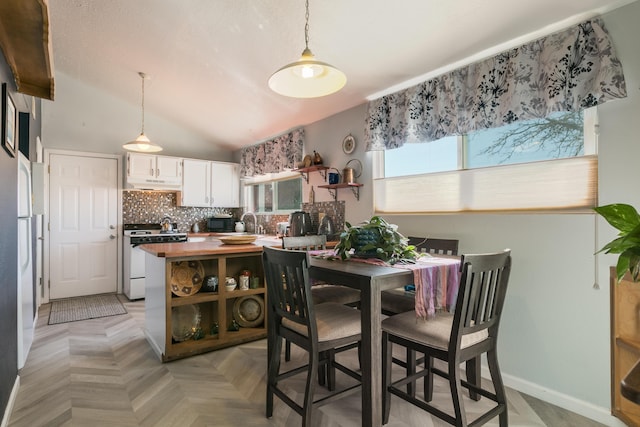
<box><xmin>382</xmin><ymin>249</ymin><xmax>512</xmax><ymax>427</ymax></box>
<box><xmin>408</xmin><ymin>236</ymin><xmax>459</xmax><ymax>256</ymax></box>
<box><xmin>381</xmin><ymin>237</ymin><xmax>459</xmax><ymax>316</ymax></box>
<box><xmin>263</xmin><ymin>246</ymin><xmax>362</xmax><ymax>426</ymax></box>
<box><xmin>282</xmin><ymin>235</ymin><xmax>361</xmax><ymax>362</ymax></box>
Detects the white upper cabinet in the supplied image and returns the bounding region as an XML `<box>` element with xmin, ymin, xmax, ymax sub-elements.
<box><xmin>181</xmin><ymin>159</ymin><xmax>211</xmax><ymax>207</ymax></box>
<box><xmin>179</xmin><ymin>159</ymin><xmax>240</xmax><ymax>208</ymax></box>
<box><xmin>126</xmin><ymin>153</ymin><xmax>182</xmax><ymax>189</ymax></box>
<box><xmin>211</xmin><ymin>161</ymin><xmax>240</xmax><ymax>207</ymax></box>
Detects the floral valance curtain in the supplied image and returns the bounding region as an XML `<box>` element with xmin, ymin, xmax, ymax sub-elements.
<box><xmin>240</xmin><ymin>127</ymin><xmax>304</xmax><ymax>177</ymax></box>
<box><xmin>365</xmin><ymin>18</ymin><xmax>627</xmax><ymax>151</ymax></box>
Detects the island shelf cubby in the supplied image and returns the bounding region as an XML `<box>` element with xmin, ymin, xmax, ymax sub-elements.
<box><xmin>145</xmin><ymin>248</ymin><xmax>266</xmax><ymax>362</ymax></box>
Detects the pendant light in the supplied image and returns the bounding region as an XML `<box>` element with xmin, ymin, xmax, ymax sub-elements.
<box><xmin>268</xmin><ymin>0</ymin><xmax>346</xmax><ymax>98</ymax></box>
<box><xmin>123</xmin><ymin>72</ymin><xmax>162</xmax><ymax>152</ymax></box>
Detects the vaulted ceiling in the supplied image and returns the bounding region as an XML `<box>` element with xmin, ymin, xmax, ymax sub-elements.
<box><xmin>16</xmin><ymin>0</ymin><xmax>639</xmax><ymax>156</ymax></box>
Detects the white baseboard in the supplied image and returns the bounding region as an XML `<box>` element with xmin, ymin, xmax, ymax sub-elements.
<box><xmin>1</xmin><ymin>375</ymin><xmax>20</xmax><ymax>427</ymax></box>
<box><xmin>480</xmin><ymin>366</ymin><xmax>627</xmax><ymax>427</ymax></box>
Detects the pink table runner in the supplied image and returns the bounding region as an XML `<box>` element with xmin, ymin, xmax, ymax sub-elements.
<box><xmin>309</xmin><ymin>250</ymin><xmax>461</xmax><ymax>319</ymax></box>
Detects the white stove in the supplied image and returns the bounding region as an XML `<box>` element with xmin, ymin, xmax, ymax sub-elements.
<box><xmin>123</xmin><ymin>223</ymin><xmax>187</xmax><ymax>300</ymax></box>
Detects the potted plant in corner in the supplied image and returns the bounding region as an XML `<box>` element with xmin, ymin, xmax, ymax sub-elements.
<box><xmin>594</xmin><ymin>203</ymin><xmax>640</xmax><ymax>282</ymax></box>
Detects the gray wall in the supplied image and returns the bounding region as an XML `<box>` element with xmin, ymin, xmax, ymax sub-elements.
<box><xmin>0</xmin><ymin>44</ymin><xmax>42</xmax><ymax>422</ymax></box>
<box><xmin>300</xmin><ymin>3</ymin><xmax>640</xmax><ymax>424</ymax></box>
<box><xmin>0</xmin><ymin>56</ymin><xmax>18</xmax><ymax>421</ymax></box>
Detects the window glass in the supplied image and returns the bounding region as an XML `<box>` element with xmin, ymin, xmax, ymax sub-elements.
<box><xmin>384</xmin><ymin>135</ymin><xmax>457</xmax><ymax>177</ymax></box>
<box><xmin>246</xmin><ymin>176</ymin><xmax>301</xmax><ymax>213</ymax></box>
<box><xmin>277</xmin><ymin>178</ymin><xmax>302</xmax><ymax>210</ymax></box>
<box><xmin>464</xmin><ymin>110</ymin><xmax>584</xmax><ymax>168</ymax></box>
<box><xmin>376</xmin><ymin>108</ymin><xmax>596</xmax><ymax>213</ymax></box>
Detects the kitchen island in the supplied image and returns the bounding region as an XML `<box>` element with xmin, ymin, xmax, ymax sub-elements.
<box><xmin>140</xmin><ymin>236</ymin><xmax>278</xmax><ymax>362</ymax></box>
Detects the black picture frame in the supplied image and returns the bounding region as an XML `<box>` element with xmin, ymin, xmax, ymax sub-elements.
<box><xmin>2</xmin><ymin>83</ymin><xmax>16</xmax><ymax>158</ymax></box>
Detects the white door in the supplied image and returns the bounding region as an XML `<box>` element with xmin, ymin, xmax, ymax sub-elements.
<box><xmin>49</xmin><ymin>154</ymin><xmax>118</xmax><ymax>299</ymax></box>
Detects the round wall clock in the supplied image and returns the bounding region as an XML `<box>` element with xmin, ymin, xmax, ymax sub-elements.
<box><xmin>342</xmin><ymin>134</ymin><xmax>356</xmax><ymax>154</ymax></box>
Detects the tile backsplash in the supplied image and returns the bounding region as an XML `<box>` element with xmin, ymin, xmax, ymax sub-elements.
<box><xmin>122</xmin><ymin>190</ymin><xmax>345</xmax><ymax>236</ymax></box>
<box><xmin>122</xmin><ymin>191</ymin><xmax>241</xmax><ymax>233</ymax></box>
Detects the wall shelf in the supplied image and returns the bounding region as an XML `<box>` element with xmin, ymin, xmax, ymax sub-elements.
<box><xmin>318</xmin><ymin>183</ymin><xmax>364</xmax><ymax>201</ymax></box>
<box><xmin>294</xmin><ymin>165</ymin><xmax>328</xmax><ymax>183</ymax></box>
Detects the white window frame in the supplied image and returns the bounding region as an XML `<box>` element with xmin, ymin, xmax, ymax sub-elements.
<box><xmin>242</xmin><ymin>171</ymin><xmax>302</xmax><ymax>214</ymax></box>
<box><xmin>373</xmin><ymin>107</ymin><xmax>598</xmax><ymax>214</ymax></box>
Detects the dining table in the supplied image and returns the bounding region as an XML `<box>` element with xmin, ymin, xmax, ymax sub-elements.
<box><xmin>307</xmin><ymin>253</ymin><xmax>461</xmax><ymax>427</ymax></box>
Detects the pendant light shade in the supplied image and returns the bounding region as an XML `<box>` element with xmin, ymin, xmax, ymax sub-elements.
<box><xmin>268</xmin><ymin>0</ymin><xmax>346</xmax><ymax>98</ymax></box>
<box><xmin>123</xmin><ymin>72</ymin><xmax>162</xmax><ymax>152</ymax></box>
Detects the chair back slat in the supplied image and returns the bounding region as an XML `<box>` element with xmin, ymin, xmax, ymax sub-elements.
<box><xmin>408</xmin><ymin>237</ymin><xmax>459</xmax><ymax>256</ymax></box>
<box><xmin>263</xmin><ymin>246</ymin><xmax>318</xmax><ymax>340</ymax></box>
<box><xmin>452</xmin><ymin>250</ymin><xmax>511</xmax><ymax>351</ymax></box>
<box><xmin>282</xmin><ymin>235</ymin><xmax>327</xmax><ymax>251</ymax></box>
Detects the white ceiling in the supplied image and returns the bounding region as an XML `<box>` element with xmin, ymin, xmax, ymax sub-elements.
<box><xmin>46</xmin><ymin>0</ymin><xmax>635</xmax><ymax>154</ymax></box>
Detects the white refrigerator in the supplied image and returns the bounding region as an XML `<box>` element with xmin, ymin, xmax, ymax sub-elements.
<box><xmin>17</xmin><ymin>152</ymin><xmax>34</xmax><ymax>369</ymax></box>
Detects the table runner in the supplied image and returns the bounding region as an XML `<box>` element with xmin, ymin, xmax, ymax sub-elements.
<box><xmin>309</xmin><ymin>250</ymin><xmax>461</xmax><ymax>319</ymax></box>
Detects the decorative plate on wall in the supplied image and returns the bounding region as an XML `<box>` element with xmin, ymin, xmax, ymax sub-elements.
<box><xmin>342</xmin><ymin>134</ymin><xmax>356</xmax><ymax>154</ymax></box>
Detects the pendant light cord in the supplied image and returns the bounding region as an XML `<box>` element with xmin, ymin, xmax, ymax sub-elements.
<box><xmin>304</xmin><ymin>0</ymin><xmax>310</xmax><ymax>51</ymax></box>
<box><xmin>140</xmin><ymin>73</ymin><xmax>145</xmax><ymax>134</ymax></box>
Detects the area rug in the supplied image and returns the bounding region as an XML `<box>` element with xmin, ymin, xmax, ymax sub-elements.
<box><xmin>48</xmin><ymin>294</ymin><xmax>127</xmax><ymax>325</ymax></box>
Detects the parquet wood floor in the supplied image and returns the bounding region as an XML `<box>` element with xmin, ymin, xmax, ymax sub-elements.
<box><xmin>8</xmin><ymin>297</ymin><xmax>605</xmax><ymax>427</ymax></box>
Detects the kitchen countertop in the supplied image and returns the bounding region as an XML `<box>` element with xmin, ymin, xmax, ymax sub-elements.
<box><xmin>141</xmin><ymin>233</ymin><xmax>338</xmax><ymax>258</ymax></box>
<box><xmin>140</xmin><ymin>234</ymin><xmax>281</xmax><ymax>258</ymax></box>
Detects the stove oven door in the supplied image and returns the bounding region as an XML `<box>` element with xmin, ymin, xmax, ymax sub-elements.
<box><xmin>124</xmin><ymin>238</ymin><xmax>147</xmax><ymax>300</ymax></box>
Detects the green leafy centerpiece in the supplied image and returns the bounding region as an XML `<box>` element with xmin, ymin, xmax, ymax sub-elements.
<box><xmin>594</xmin><ymin>203</ymin><xmax>640</xmax><ymax>282</ymax></box>
<box><xmin>334</xmin><ymin>216</ymin><xmax>418</xmax><ymax>264</ymax></box>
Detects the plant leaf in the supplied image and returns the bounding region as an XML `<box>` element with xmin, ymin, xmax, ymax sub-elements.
<box><xmin>594</xmin><ymin>204</ymin><xmax>640</xmax><ymax>233</ymax></box>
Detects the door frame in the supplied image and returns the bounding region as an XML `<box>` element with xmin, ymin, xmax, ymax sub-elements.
<box><xmin>42</xmin><ymin>149</ymin><xmax>123</xmax><ymax>304</ymax></box>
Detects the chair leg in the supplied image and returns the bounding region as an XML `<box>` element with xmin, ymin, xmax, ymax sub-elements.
<box><xmin>424</xmin><ymin>354</ymin><xmax>434</xmax><ymax>402</ymax></box>
<box><xmin>382</xmin><ymin>331</ymin><xmax>392</xmax><ymax>424</ymax></box>
<box><xmin>326</xmin><ymin>349</ymin><xmax>337</xmax><ymax>391</ymax></box>
<box><xmin>487</xmin><ymin>348</ymin><xmax>508</xmax><ymax>427</ymax></box>
<box><xmin>302</xmin><ymin>348</ymin><xmax>319</xmax><ymax>427</ymax></box>
<box><xmin>285</xmin><ymin>339</ymin><xmax>291</xmax><ymax>361</ymax></box>
<box><xmin>406</xmin><ymin>348</ymin><xmax>416</xmax><ymax>397</ymax></box>
<box><xmin>449</xmin><ymin>361</ymin><xmax>468</xmax><ymax>427</ymax></box>
<box><xmin>266</xmin><ymin>336</ymin><xmax>282</xmax><ymax>418</ymax></box>
<box><xmin>466</xmin><ymin>356</ymin><xmax>481</xmax><ymax>401</ymax></box>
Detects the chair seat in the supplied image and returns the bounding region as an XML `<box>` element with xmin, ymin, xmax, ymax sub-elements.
<box><xmin>382</xmin><ymin>310</ymin><xmax>488</xmax><ymax>350</ymax></box>
<box><xmin>283</xmin><ymin>302</ymin><xmax>361</xmax><ymax>342</ymax></box>
<box><xmin>312</xmin><ymin>284</ymin><xmax>361</xmax><ymax>306</ymax></box>
<box><xmin>381</xmin><ymin>288</ymin><xmax>415</xmax><ymax>315</ymax></box>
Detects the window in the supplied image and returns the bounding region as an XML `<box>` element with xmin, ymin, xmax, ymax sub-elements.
<box><xmin>244</xmin><ymin>173</ymin><xmax>302</xmax><ymax>214</ymax></box>
<box><xmin>375</xmin><ymin>108</ymin><xmax>597</xmax><ymax>213</ymax></box>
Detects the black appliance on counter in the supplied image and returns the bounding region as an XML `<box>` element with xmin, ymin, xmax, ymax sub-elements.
<box><xmin>207</xmin><ymin>216</ymin><xmax>235</xmax><ymax>232</ymax></box>
<box><xmin>289</xmin><ymin>211</ymin><xmax>313</xmax><ymax>236</ymax></box>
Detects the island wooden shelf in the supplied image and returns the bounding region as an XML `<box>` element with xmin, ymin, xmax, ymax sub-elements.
<box><xmin>142</xmin><ymin>240</ymin><xmax>267</xmax><ymax>362</ymax></box>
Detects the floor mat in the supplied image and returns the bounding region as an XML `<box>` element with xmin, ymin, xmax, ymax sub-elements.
<box><xmin>48</xmin><ymin>294</ymin><xmax>127</xmax><ymax>325</ymax></box>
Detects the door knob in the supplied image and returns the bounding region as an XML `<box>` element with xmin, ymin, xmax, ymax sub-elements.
<box><xmin>109</xmin><ymin>234</ymin><xmax>116</xmax><ymax>240</ymax></box>
<box><xmin>110</xmin><ymin>225</ymin><xmax>116</xmax><ymax>229</ymax></box>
